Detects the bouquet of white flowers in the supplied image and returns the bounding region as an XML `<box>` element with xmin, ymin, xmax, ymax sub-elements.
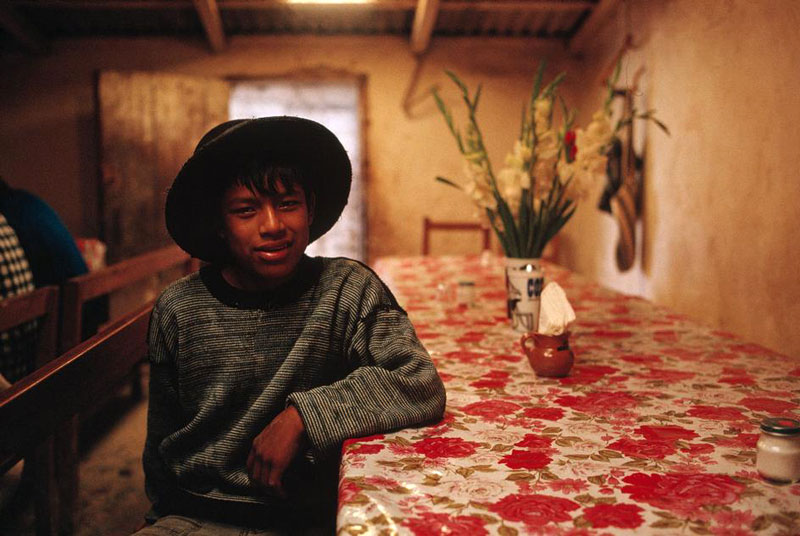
<box><xmin>433</xmin><ymin>61</ymin><xmax>665</xmax><ymax>259</ymax></box>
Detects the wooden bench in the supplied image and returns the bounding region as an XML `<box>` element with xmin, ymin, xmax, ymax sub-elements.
<box><xmin>0</xmin><ymin>286</ymin><xmax>60</xmax><ymax>536</ymax></box>
<box><xmin>55</xmin><ymin>244</ymin><xmax>196</xmax><ymax>533</ymax></box>
<box><xmin>60</xmin><ymin>244</ymin><xmax>196</xmax><ymax>353</ymax></box>
<box><xmin>0</xmin><ymin>303</ymin><xmax>153</xmax><ymax>535</ymax></box>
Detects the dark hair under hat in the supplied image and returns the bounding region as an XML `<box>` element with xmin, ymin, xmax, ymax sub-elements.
<box><xmin>165</xmin><ymin>116</ymin><xmax>352</xmax><ymax>262</ymax></box>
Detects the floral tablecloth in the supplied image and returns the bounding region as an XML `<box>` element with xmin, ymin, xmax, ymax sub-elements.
<box><xmin>336</xmin><ymin>256</ymin><xmax>800</xmax><ymax>535</ymax></box>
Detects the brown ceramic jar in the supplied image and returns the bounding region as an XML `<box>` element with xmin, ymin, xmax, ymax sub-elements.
<box><xmin>520</xmin><ymin>332</ymin><xmax>574</xmax><ymax>378</ymax></box>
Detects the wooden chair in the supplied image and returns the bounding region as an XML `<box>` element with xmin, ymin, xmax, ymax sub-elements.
<box><xmin>422</xmin><ymin>217</ymin><xmax>491</xmax><ymax>255</ymax></box>
<box><xmin>56</xmin><ymin>244</ymin><xmax>196</xmax><ymax>533</ymax></box>
<box><xmin>0</xmin><ymin>286</ymin><xmax>60</xmax><ymax>536</ymax></box>
<box><xmin>0</xmin><ymin>303</ymin><xmax>152</xmax><ymax>536</ymax></box>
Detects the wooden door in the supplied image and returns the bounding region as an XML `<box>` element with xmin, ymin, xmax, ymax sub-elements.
<box><xmin>97</xmin><ymin>71</ymin><xmax>229</xmax><ymax>263</ymax></box>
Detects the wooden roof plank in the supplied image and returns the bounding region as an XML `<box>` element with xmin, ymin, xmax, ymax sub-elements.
<box><xmin>439</xmin><ymin>1</ymin><xmax>591</xmax><ymax>12</ymax></box>
<box><xmin>568</xmin><ymin>0</ymin><xmax>620</xmax><ymax>53</ymax></box>
<box><xmin>410</xmin><ymin>0</ymin><xmax>439</xmax><ymax>54</ymax></box>
<box><xmin>193</xmin><ymin>0</ymin><xmax>227</xmax><ymax>51</ymax></box>
<box><xmin>0</xmin><ymin>3</ymin><xmax>47</xmax><ymax>53</ymax></box>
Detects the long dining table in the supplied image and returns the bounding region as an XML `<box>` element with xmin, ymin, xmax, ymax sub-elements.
<box><xmin>336</xmin><ymin>255</ymin><xmax>800</xmax><ymax>535</ymax></box>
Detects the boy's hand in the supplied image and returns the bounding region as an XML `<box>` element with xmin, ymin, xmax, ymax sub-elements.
<box><xmin>247</xmin><ymin>405</ymin><xmax>307</xmax><ymax>497</ymax></box>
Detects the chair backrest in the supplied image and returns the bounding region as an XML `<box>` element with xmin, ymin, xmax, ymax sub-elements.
<box><xmin>0</xmin><ymin>286</ymin><xmax>59</xmax><ymax>372</ymax></box>
<box><xmin>0</xmin><ymin>302</ymin><xmax>152</xmax><ymax>460</ymax></box>
<box><xmin>60</xmin><ymin>244</ymin><xmax>195</xmax><ymax>352</ymax></box>
<box><xmin>422</xmin><ymin>217</ymin><xmax>491</xmax><ymax>255</ymax></box>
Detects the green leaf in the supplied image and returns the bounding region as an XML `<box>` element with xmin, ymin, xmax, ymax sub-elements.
<box><xmin>652</xmin><ymin>117</ymin><xmax>671</xmax><ymax>135</ymax></box>
<box><xmin>486</xmin><ymin>208</ymin><xmax>511</xmax><ymax>254</ymax></box>
<box><xmin>531</xmin><ymin>60</ymin><xmax>546</xmax><ymax>101</ymax></box>
<box><xmin>495</xmin><ymin>195</ymin><xmax>521</xmax><ymax>256</ymax></box>
<box><xmin>651</xmin><ymin>520</ymin><xmax>684</xmax><ymax>529</ymax></box>
<box><xmin>519</xmin><ymin>104</ymin><xmax>527</xmax><ymax>139</ymax></box>
<box><xmin>751</xmin><ymin>515</ymin><xmax>771</xmax><ymax>531</ymax></box>
<box><xmin>498</xmin><ymin>525</ymin><xmax>518</xmax><ymax>536</ymax></box>
<box><xmin>506</xmin><ymin>472</ymin><xmax>534</xmax><ymax>481</ymax></box>
<box><xmin>542</xmin><ymin>72</ymin><xmax>565</xmax><ymax>98</ymax></box>
<box><xmin>444</xmin><ymin>69</ymin><xmax>469</xmax><ymax>95</ymax></box>
<box><xmin>435</xmin><ymin>176</ymin><xmax>462</xmax><ymax>189</ymax></box>
<box><xmin>431</xmin><ymin>88</ymin><xmax>465</xmax><ymax>153</ymax></box>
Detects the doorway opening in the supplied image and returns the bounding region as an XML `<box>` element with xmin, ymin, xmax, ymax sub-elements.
<box><xmin>229</xmin><ymin>79</ymin><xmax>366</xmax><ymax>261</ymax></box>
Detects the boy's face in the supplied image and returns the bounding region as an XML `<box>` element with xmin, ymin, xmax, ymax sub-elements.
<box><xmin>219</xmin><ymin>179</ymin><xmax>313</xmax><ymax>291</ymax></box>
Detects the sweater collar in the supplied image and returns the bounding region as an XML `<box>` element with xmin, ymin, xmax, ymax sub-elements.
<box><xmin>201</xmin><ymin>255</ymin><xmax>322</xmax><ymax>309</ymax></box>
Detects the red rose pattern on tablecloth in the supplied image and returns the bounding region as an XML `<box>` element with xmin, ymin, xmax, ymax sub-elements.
<box><xmin>335</xmin><ymin>256</ymin><xmax>800</xmax><ymax>535</ymax></box>
<box><xmin>554</xmin><ymin>391</ymin><xmax>639</xmax><ymax>416</ymax></box>
<box><xmin>347</xmin><ymin>443</ymin><xmax>385</xmax><ymax>455</ymax></box>
<box><xmin>582</xmin><ymin>503</ymin><xmax>645</xmax><ymax>529</ymax></box>
<box><xmin>636</xmin><ymin>425</ymin><xmax>698</xmax><ymax>441</ymax></box>
<box><xmin>489</xmin><ymin>493</ymin><xmax>581</xmax><ymax>526</ymax></box>
<box><xmin>621</xmin><ymin>472</ymin><xmax>746</xmax><ymax>517</ymax></box>
<box><xmin>412</xmin><ymin>436</ymin><xmax>481</xmax><ymax>458</ymax></box>
<box><xmin>738</xmin><ymin>397</ymin><xmax>799</xmax><ymax>414</ymax></box>
<box><xmin>523</xmin><ymin>407</ymin><xmax>565</xmax><ymax>421</ymax></box>
<box><xmin>686</xmin><ymin>405</ymin><xmax>748</xmax><ymax>421</ymax></box>
<box><xmin>461</xmin><ymin>399</ymin><xmax>523</xmax><ymax>419</ymax></box>
<box><xmin>403</xmin><ymin>512</ymin><xmax>489</xmax><ymax>536</ymax></box>
<box><xmin>607</xmin><ymin>437</ymin><xmax>677</xmax><ymax>460</ymax></box>
<box><xmin>500</xmin><ymin>449</ymin><xmax>553</xmax><ymax>470</ymax></box>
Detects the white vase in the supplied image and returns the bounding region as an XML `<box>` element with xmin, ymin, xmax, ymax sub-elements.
<box><xmin>504</xmin><ymin>257</ymin><xmax>544</xmax><ymax>332</ymax></box>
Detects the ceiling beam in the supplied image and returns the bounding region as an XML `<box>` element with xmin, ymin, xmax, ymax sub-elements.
<box><xmin>13</xmin><ymin>0</ymin><xmax>592</xmax><ymax>11</ymax></box>
<box><xmin>0</xmin><ymin>4</ymin><xmax>47</xmax><ymax>53</ymax></box>
<box><xmin>410</xmin><ymin>0</ymin><xmax>439</xmax><ymax>54</ymax></box>
<box><xmin>568</xmin><ymin>0</ymin><xmax>622</xmax><ymax>54</ymax></box>
<box><xmin>440</xmin><ymin>1</ymin><xmax>591</xmax><ymax>11</ymax></box>
<box><xmin>193</xmin><ymin>0</ymin><xmax>226</xmax><ymax>52</ymax></box>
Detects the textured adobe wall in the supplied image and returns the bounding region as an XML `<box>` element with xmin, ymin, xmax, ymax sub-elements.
<box><xmin>559</xmin><ymin>0</ymin><xmax>800</xmax><ymax>356</ymax></box>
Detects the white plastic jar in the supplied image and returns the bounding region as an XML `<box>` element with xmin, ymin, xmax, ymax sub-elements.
<box><xmin>756</xmin><ymin>417</ymin><xmax>800</xmax><ymax>484</ymax></box>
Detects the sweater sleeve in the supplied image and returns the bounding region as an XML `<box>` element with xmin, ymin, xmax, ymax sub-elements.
<box><xmin>287</xmin><ymin>302</ymin><xmax>446</xmax><ymax>460</ymax></box>
<box><xmin>142</xmin><ymin>299</ymin><xmax>182</xmax><ymax>507</ymax></box>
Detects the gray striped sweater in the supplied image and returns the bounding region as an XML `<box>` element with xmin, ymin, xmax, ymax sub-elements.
<box><xmin>143</xmin><ymin>255</ymin><xmax>446</xmax><ymax>520</ymax></box>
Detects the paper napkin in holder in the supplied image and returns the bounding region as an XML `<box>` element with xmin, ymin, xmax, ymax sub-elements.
<box><xmin>537</xmin><ymin>282</ymin><xmax>575</xmax><ymax>335</ymax></box>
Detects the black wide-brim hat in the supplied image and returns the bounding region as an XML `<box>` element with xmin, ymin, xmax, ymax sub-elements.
<box><xmin>165</xmin><ymin>116</ymin><xmax>352</xmax><ymax>262</ymax></box>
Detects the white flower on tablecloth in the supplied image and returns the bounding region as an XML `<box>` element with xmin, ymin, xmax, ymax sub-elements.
<box><xmin>459</xmin><ymin>452</ymin><xmax>502</xmax><ymax>467</ymax></box>
<box><xmin>445</xmin><ymin>392</ymin><xmax>482</xmax><ymax>407</ymax></box>
<box><xmin>446</xmin><ymin>479</ymin><xmax>506</xmax><ymax>502</ymax></box>
<box><xmin>474</xmin><ymin>429</ymin><xmax>526</xmax><ymax>445</ymax></box>
<box><xmin>564</xmin><ymin>422</ymin><xmax>614</xmax><ymax>438</ymax></box>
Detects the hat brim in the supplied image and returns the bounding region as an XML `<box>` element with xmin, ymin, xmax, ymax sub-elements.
<box><xmin>166</xmin><ymin>116</ymin><xmax>352</xmax><ymax>262</ymax></box>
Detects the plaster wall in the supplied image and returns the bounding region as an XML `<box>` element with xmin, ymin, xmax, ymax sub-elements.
<box><xmin>0</xmin><ymin>35</ymin><xmax>564</xmax><ymax>259</ymax></box>
<box><xmin>559</xmin><ymin>0</ymin><xmax>800</xmax><ymax>356</ymax></box>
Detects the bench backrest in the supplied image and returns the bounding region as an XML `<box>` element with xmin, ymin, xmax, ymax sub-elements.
<box><xmin>0</xmin><ymin>302</ymin><xmax>152</xmax><ymax>459</ymax></box>
<box><xmin>60</xmin><ymin>244</ymin><xmax>194</xmax><ymax>352</ymax></box>
<box><xmin>0</xmin><ymin>285</ymin><xmax>59</xmax><ymax>371</ymax></box>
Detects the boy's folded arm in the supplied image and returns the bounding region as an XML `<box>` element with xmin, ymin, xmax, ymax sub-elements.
<box><xmin>287</xmin><ymin>308</ymin><xmax>446</xmax><ymax>460</ymax></box>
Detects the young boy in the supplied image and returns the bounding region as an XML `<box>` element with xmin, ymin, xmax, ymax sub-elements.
<box><xmin>137</xmin><ymin>117</ymin><xmax>446</xmax><ymax>534</ymax></box>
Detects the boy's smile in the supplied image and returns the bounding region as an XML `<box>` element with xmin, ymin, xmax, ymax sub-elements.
<box><xmin>219</xmin><ymin>180</ymin><xmax>314</xmax><ymax>291</ymax></box>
